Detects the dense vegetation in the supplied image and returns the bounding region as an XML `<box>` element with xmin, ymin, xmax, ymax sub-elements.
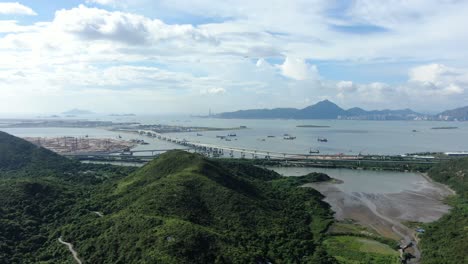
<box><xmin>0</xmin><ymin>132</ymin><xmax>340</xmax><ymax>263</ymax></box>
<box><xmin>0</xmin><ymin>131</ymin><xmax>135</xmax><ymax>263</ymax></box>
<box><xmin>420</xmin><ymin>157</ymin><xmax>468</xmax><ymax>264</ymax></box>
<box><xmin>51</xmin><ymin>151</ymin><xmax>336</xmax><ymax>263</ymax></box>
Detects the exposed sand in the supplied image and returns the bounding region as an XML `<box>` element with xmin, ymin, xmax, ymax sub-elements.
<box><xmin>305</xmin><ymin>174</ymin><xmax>454</xmax><ymax>263</ymax></box>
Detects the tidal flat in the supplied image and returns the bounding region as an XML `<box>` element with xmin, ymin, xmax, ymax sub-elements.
<box><xmin>271</xmin><ymin>167</ymin><xmax>454</xmax><ymax>247</ymax></box>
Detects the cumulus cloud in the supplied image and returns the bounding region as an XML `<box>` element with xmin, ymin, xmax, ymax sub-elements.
<box><xmin>1</xmin><ymin>2</ymin><xmax>468</xmax><ymax>113</ymax></box>
<box><xmin>52</xmin><ymin>5</ymin><xmax>216</xmax><ymax>45</ymax></box>
<box><xmin>410</xmin><ymin>63</ymin><xmax>451</xmax><ymax>83</ymax></box>
<box><xmin>409</xmin><ymin>63</ymin><xmax>466</xmax><ymax>96</ymax></box>
<box><xmin>200</xmin><ymin>87</ymin><xmax>226</xmax><ymax>95</ymax></box>
<box><xmin>333</xmin><ymin>63</ymin><xmax>468</xmax><ymax>110</ymax></box>
<box><xmin>337</xmin><ymin>81</ymin><xmax>355</xmax><ymax>91</ymax></box>
<box><xmin>86</xmin><ymin>0</ymin><xmax>119</xmax><ymax>5</ymax></box>
<box><xmin>256</xmin><ymin>58</ymin><xmax>268</xmax><ymax>67</ymax></box>
<box><xmin>0</xmin><ymin>2</ymin><xmax>37</xmax><ymax>16</ymax></box>
<box><xmin>278</xmin><ymin>57</ymin><xmax>320</xmax><ymax>81</ymax></box>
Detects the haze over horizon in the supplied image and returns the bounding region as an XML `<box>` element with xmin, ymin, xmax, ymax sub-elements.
<box><xmin>1</xmin><ymin>0</ymin><xmax>468</xmax><ymax>114</ymax></box>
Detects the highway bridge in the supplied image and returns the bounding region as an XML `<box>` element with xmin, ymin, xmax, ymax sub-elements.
<box><xmin>64</xmin><ymin>129</ymin><xmax>444</xmax><ymax>167</ymax></box>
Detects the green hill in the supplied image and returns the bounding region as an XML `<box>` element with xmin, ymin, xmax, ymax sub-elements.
<box><xmin>53</xmin><ymin>150</ymin><xmax>336</xmax><ymax>263</ymax></box>
<box><xmin>0</xmin><ymin>132</ymin><xmax>337</xmax><ymax>263</ymax></box>
<box><xmin>0</xmin><ymin>132</ymin><xmax>134</xmax><ymax>263</ymax></box>
<box><xmin>0</xmin><ymin>131</ymin><xmax>73</xmax><ymax>175</ymax></box>
<box><xmin>420</xmin><ymin>158</ymin><xmax>468</xmax><ymax>263</ymax></box>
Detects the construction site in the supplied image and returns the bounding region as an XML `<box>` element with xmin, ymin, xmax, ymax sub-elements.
<box><xmin>23</xmin><ymin>136</ymin><xmax>136</xmax><ymax>154</ymax></box>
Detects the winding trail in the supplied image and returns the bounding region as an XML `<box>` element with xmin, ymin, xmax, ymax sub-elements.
<box><xmin>92</xmin><ymin>211</ymin><xmax>104</xmax><ymax>217</ymax></box>
<box><xmin>58</xmin><ymin>237</ymin><xmax>83</xmax><ymax>264</ymax></box>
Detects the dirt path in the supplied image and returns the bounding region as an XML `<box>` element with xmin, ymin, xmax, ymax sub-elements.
<box><xmin>58</xmin><ymin>237</ymin><xmax>83</xmax><ymax>264</ymax></box>
<box><xmin>92</xmin><ymin>211</ymin><xmax>104</xmax><ymax>217</ymax></box>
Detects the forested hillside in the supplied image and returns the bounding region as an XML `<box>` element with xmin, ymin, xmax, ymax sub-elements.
<box><xmin>421</xmin><ymin>158</ymin><xmax>468</xmax><ymax>263</ymax></box>
<box><xmin>0</xmin><ymin>132</ymin><xmax>337</xmax><ymax>263</ymax></box>
<box><xmin>47</xmin><ymin>150</ymin><xmax>337</xmax><ymax>263</ymax></box>
<box><xmin>0</xmin><ymin>131</ymin><xmax>135</xmax><ymax>263</ymax></box>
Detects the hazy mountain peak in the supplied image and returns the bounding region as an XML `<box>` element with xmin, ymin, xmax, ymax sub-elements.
<box><xmin>62</xmin><ymin>109</ymin><xmax>95</xmax><ymax>115</ymax></box>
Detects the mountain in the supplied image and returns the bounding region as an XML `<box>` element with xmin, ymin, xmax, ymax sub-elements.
<box><xmin>62</xmin><ymin>108</ymin><xmax>95</xmax><ymax>115</ymax></box>
<box><xmin>56</xmin><ymin>150</ymin><xmax>336</xmax><ymax>263</ymax></box>
<box><xmin>0</xmin><ymin>131</ymin><xmax>73</xmax><ymax>174</ymax></box>
<box><xmin>215</xmin><ymin>100</ymin><xmax>422</xmax><ymax>120</ymax></box>
<box><xmin>437</xmin><ymin>105</ymin><xmax>468</xmax><ymax>121</ymax></box>
<box><xmin>215</xmin><ymin>107</ymin><xmax>298</xmax><ymax>119</ymax></box>
<box><xmin>0</xmin><ymin>132</ymin><xmax>337</xmax><ymax>263</ymax></box>
<box><xmin>341</xmin><ymin>108</ymin><xmax>420</xmax><ymax>120</ymax></box>
<box><xmin>344</xmin><ymin>107</ymin><xmax>368</xmax><ymax>116</ymax></box>
<box><xmin>0</xmin><ymin>132</ymin><xmax>136</xmax><ymax>262</ymax></box>
<box><xmin>295</xmin><ymin>100</ymin><xmax>345</xmax><ymax>119</ymax></box>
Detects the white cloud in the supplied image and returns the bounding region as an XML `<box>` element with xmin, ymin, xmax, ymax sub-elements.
<box><xmin>278</xmin><ymin>57</ymin><xmax>319</xmax><ymax>81</ymax></box>
<box><xmin>52</xmin><ymin>5</ymin><xmax>215</xmax><ymax>46</ymax></box>
<box><xmin>0</xmin><ymin>2</ymin><xmax>37</xmax><ymax>16</ymax></box>
<box><xmin>256</xmin><ymin>58</ymin><xmax>267</xmax><ymax>67</ymax></box>
<box><xmin>86</xmin><ymin>0</ymin><xmax>118</xmax><ymax>5</ymax></box>
<box><xmin>333</xmin><ymin>63</ymin><xmax>468</xmax><ymax>110</ymax></box>
<box><xmin>1</xmin><ymin>2</ymin><xmax>468</xmax><ymax>113</ymax></box>
<box><xmin>409</xmin><ymin>63</ymin><xmax>452</xmax><ymax>83</ymax></box>
<box><xmin>200</xmin><ymin>87</ymin><xmax>226</xmax><ymax>94</ymax></box>
<box><xmin>408</xmin><ymin>63</ymin><xmax>466</xmax><ymax>96</ymax></box>
<box><xmin>337</xmin><ymin>81</ymin><xmax>354</xmax><ymax>91</ymax></box>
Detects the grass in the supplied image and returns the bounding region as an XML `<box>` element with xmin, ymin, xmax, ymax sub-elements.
<box><xmin>324</xmin><ymin>236</ymin><xmax>400</xmax><ymax>264</ymax></box>
<box><xmin>328</xmin><ymin>220</ymin><xmax>380</xmax><ymax>237</ymax></box>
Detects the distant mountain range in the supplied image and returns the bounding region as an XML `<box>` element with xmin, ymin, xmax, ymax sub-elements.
<box><xmin>214</xmin><ymin>100</ymin><xmax>468</xmax><ymax>121</ymax></box>
<box><xmin>438</xmin><ymin>106</ymin><xmax>468</xmax><ymax>121</ymax></box>
<box><xmin>62</xmin><ymin>108</ymin><xmax>95</xmax><ymax>115</ymax></box>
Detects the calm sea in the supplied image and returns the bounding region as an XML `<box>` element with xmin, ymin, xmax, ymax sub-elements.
<box><xmin>1</xmin><ymin>115</ymin><xmax>468</xmax><ymax>155</ymax></box>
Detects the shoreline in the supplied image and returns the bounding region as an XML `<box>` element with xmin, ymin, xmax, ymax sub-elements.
<box><xmin>305</xmin><ymin>171</ymin><xmax>455</xmax><ymax>263</ymax></box>
<box><xmin>418</xmin><ymin>172</ymin><xmax>456</xmax><ymax>196</ymax></box>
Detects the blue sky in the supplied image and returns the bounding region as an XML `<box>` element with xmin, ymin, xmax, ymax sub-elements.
<box><xmin>0</xmin><ymin>0</ymin><xmax>467</xmax><ymax>114</ymax></box>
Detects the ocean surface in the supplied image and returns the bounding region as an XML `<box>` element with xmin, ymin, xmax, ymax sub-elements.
<box><xmin>1</xmin><ymin>115</ymin><xmax>468</xmax><ymax>155</ymax></box>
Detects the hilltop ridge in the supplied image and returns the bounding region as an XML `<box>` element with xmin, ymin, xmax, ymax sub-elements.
<box><xmin>215</xmin><ymin>100</ymin><xmax>468</xmax><ymax>120</ymax></box>
<box><xmin>214</xmin><ymin>100</ymin><xmax>423</xmax><ymax>120</ymax></box>
<box><xmin>59</xmin><ymin>150</ymin><xmax>336</xmax><ymax>263</ymax></box>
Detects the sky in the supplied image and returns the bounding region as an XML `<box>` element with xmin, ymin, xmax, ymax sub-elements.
<box><xmin>0</xmin><ymin>0</ymin><xmax>468</xmax><ymax>114</ymax></box>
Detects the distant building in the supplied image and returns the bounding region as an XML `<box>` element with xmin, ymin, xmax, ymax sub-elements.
<box><xmin>444</xmin><ymin>151</ymin><xmax>468</xmax><ymax>157</ymax></box>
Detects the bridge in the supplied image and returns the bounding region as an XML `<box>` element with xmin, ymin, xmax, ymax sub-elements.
<box><xmin>63</xmin><ymin>129</ymin><xmax>444</xmax><ymax>168</ymax></box>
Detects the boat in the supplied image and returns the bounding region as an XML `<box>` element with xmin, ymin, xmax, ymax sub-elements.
<box><xmin>196</xmin><ymin>133</ymin><xmax>203</xmax><ymax>136</ymax></box>
<box><xmin>283</xmin><ymin>135</ymin><xmax>296</xmax><ymax>140</ymax></box>
<box><xmin>216</xmin><ymin>135</ymin><xmax>226</xmax><ymax>139</ymax></box>
<box><xmin>228</xmin><ymin>133</ymin><xmax>237</xmax><ymax>137</ymax></box>
<box><xmin>309</xmin><ymin>148</ymin><xmax>320</xmax><ymax>154</ymax></box>
<box><xmin>267</xmin><ymin>135</ymin><xmax>275</xmax><ymax>138</ymax></box>
<box><xmin>317</xmin><ymin>137</ymin><xmax>328</xmax><ymax>142</ymax></box>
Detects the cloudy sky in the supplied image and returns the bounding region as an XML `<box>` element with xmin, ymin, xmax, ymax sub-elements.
<box><xmin>1</xmin><ymin>0</ymin><xmax>468</xmax><ymax>114</ymax></box>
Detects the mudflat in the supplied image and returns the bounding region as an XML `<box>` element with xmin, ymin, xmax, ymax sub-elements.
<box><xmin>305</xmin><ymin>173</ymin><xmax>454</xmax><ymax>262</ymax></box>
